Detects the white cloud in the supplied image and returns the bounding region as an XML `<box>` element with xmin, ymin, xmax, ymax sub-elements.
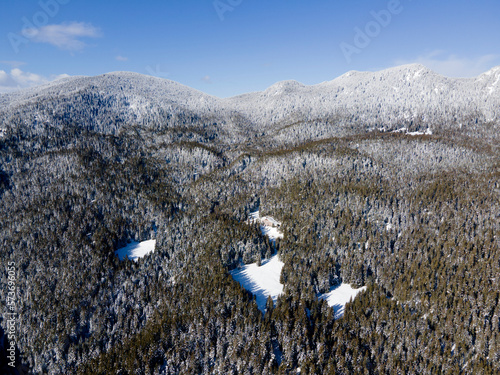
<box><xmin>0</xmin><ymin>71</ymin><xmax>14</xmax><ymax>87</ymax></box>
<box><xmin>10</xmin><ymin>68</ymin><xmax>47</xmax><ymax>86</ymax></box>
<box><xmin>202</xmin><ymin>75</ymin><xmax>213</xmax><ymax>84</ymax></box>
<box><xmin>22</xmin><ymin>22</ymin><xmax>101</xmax><ymax>51</ymax></box>
<box><xmin>395</xmin><ymin>51</ymin><xmax>500</xmax><ymax>77</ymax></box>
<box><xmin>115</xmin><ymin>55</ymin><xmax>128</xmax><ymax>61</ymax></box>
<box><xmin>0</xmin><ymin>69</ymin><xmax>70</xmax><ymax>93</ymax></box>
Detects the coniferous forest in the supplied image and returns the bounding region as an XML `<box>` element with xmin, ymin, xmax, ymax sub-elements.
<box><xmin>0</xmin><ymin>68</ymin><xmax>499</xmax><ymax>374</ymax></box>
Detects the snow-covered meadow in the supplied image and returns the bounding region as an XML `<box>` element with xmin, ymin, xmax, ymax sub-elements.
<box><xmin>234</xmin><ymin>210</ymin><xmax>366</xmax><ymax>316</ymax></box>
<box><xmin>318</xmin><ymin>284</ymin><xmax>367</xmax><ymax>319</ymax></box>
<box><xmin>231</xmin><ymin>255</ymin><xmax>284</xmax><ymax>313</ymax></box>
<box><xmin>115</xmin><ymin>240</ymin><xmax>156</xmax><ymax>262</ymax></box>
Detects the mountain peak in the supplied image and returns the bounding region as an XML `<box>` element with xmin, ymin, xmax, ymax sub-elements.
<box><xmin>264</xmin><ymin>80</ymin><xmax>304</xmax><ymax>96</ymax></box>
<box><xmin>398</xmin><ymin>63</ymin><xmax>431</xmax><ymax>71</ymax></box>
<box><xmin>481</xmin><ymin>65</ymin><xmax>500</xmax><ymax>76</ymax></box>
<box><xmin>382</xmin><ymin>63</ymin><xmax>436</xmax><ymax>77</ymax></box>
<box><xmin>332</xmin><ymin>64</ymin><xmax>435</xmax><ymax>84</ymax></box>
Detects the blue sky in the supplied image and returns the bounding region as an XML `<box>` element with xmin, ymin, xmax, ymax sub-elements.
<box><xmin>1</xmin><ymin>0</ymin><xmax>500</xmax><ymax>97</ymax></box>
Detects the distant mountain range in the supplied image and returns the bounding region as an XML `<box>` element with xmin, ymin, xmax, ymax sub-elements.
<box><xmin>1</xmin><ymin>64</ymin><xmax>499</xmax><ymax>139</ymax></box>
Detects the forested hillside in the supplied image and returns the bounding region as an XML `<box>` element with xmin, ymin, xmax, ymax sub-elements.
<box><xmin>0</xmin><ymin>66</ymin><xmax>499</xmax><ymax>374</ymax></box>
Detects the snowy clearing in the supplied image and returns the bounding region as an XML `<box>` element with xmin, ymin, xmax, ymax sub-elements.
<box><xmin>248</xmin><ymin>210</ymin><xmax>283</xmax><ymax>241</ymax></box>
<box><xmin>232</xmin><ymin>210</ymin><xmax>284</xmax><ymax>313</ymax></box>
<box><xmin>241</xmin><ymin>210</ymin><xmax>365</xmax><ymax>318</ymax></box>
<box><xmin>261</xmin><ymin>225</ymin><xmax>283</xmax><ymax>241</ymax></box>
<box><xmin>318</xmin><ymin>284</ymin><xmax>367</xmax><ymax>319</ymax></box>
<box><xmin>231</xmin><ymin>255</ymin><xmax>284</xmax><ymax>313</ymax></box>
<box><xmin>115</xmin><ymin>239</ymin><xmax>156</xmax><ymax>262</ymax></box>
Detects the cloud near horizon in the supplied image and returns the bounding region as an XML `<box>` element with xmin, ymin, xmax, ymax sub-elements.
<box><xmin>22</xmin><ymin>22</ymin><xmax>102</xmax><ymax>51</ymax></box>
<box><xmin>395</xmin><ymin>51</ymin><xmax>500</xmax><ymax>78</ymax></box>
<box><xmin>0</xmin><ymin>68</ymin><xmax>70</xmax><ymax>93</ymax></box>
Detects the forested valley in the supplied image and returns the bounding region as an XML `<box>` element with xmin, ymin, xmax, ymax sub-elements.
<box><xmin>0</xmin><ymin>68</ymin><xmax>499</xmax><ymax>374</ymax></box>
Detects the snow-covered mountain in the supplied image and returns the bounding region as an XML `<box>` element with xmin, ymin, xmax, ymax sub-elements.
<box><xmin>1</xmin><ymin>64</ymin><xmax>499</xmax><ymax>137</ymax></box>
<box><xmin>0</xmin><ymin>72</ymin><xmax>238</xmax><ymax>138</ymax></box>
<box><xmin>224</xmin><ymin>64</ymin><xmax>500</xmax><ymax>127</ymax></box>
<box><xmin>0</xmin><ymin>71</ymin><xmax>224</xmax><ymax>116</ymax></box>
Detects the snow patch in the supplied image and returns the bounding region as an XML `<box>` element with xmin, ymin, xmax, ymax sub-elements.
<box><xmin>407</xmin><ymin>128</ymin><xmax>433</xmax><ymax>136</ymax></box>
<box><xmin>488</xmin><ymin>73</ymin><xmax>500</xmax><ymax>94</ymax></box>
<box><xmin>392</xmin><ymin>127</ymin><xmax>432</xmax><ymax>136</ymax></box>
<box><xmin>249</xmin><ymin>210</ymin><xmax>260</xmax><ymax>220</ymax></box>
<box><xmin>231</xmin><ymin>255</ymin><xmax>284</xmax><ymax>313</ymax></box>
<box><xmin>115</xmin><ymin>239</ymin><xmax>156</xmax><ymax>261</ymax></box>
<box><xmin>248</xmin><ymin>210</ymin><xmax>283</xmax><ymax>241</ymax></box>
<box><xmin>414</xmin><ymin>69</ymin><xmax>424</xmax><ymax>79</ymax></box>
<box><xmin>261</xmin><ymin>226</ymin><xmax>283</xmax><ymax>241</ymax></box>
<box><xmin>233</xmin><ymin>210</ymin><xmax>285</xmax><ymax>312</ymax></box>
<box><xmin>318</xmin><ymin>283</ymin><xmax>367</xmax><ymax>319</ymax></box>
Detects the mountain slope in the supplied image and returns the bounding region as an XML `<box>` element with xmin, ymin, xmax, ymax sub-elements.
<box><xmin>0</xmin><ymin>72</ymin><xmax>247</xmax><ymax>144</ymax></box>
<box><xmin>225</xmin><ymin>64</ymin><xmax>500</xmax><ymax>131</ymax></box>
<box><xmin>1</xmin><ymin>64</ymin><xmax>499</xmax><ymax>140</ymax></box>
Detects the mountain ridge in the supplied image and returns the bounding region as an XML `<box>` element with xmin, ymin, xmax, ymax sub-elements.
<box><xmin>2</xmin><ymin>63</ymin><xmax>500</xmax><ymax>100</ymax></box>
<box><xmin>1</xmin><ymin>64</ymin><xmax>499</xmax><ymax>140</ymax></box>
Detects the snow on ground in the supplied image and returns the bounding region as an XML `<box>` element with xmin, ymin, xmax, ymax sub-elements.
<box><xmin>392</xmin><ymin>127</ymin><xmax>433</xmax><ymax>136</ymax></box>
<box><xmin>488</xmin><ymin>72</ymin><xmax>500</xmax><ymax>94</ymax></box>
<box><xmin>248</xmin><ymin>210</ymin><xmax>284</xmax><ymax>241</ymax></box>
<box><xmin>231</xmin><ymin>255</ymin><xmax>284</xmax><ymax>313</ymax></box>
<box><xmin>233</xmin><ymin>210</ymin><xmax>284</xmax><ymax>312</ymax></box>
<box><xmin>115</xmin><ymin>239</ymin><xmax>156</xmax><ymax>262</ymax></box>
<box><xmin>261</xmin><ymin>225</ymin><xmax>283</xmax><ymax>241</ymax></box>
<box><xmin>407</xmin><ymin>128</ymin><xmax>433</xmax><ymax>136</ymax></box>
<box><xmin>318</xmin><ymin>284</ymin><xmax>367</xmax><ymax>319</ymax></box>
<box><xmin>237</xmin><ymin>211</ymin><xmax>366</xmax><ymax>317</ymax></box>
<box><xmin>249</xmin><ymin>210</ymin><xmax>260</xmax><ymax>220</ymax></box>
